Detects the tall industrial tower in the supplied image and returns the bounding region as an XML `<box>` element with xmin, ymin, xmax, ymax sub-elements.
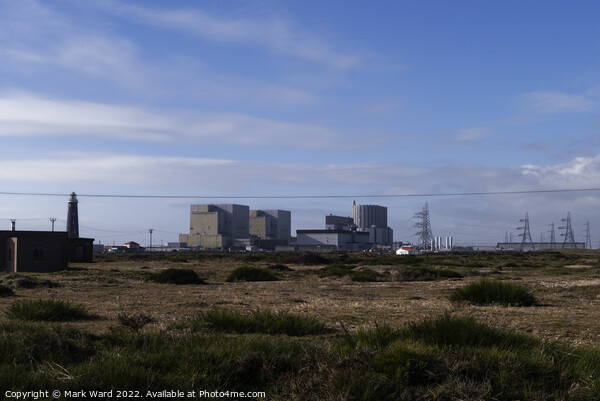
<box><xmin>550</xmin><ymin>222</ymin><xmax>556</xmax><ymax>249</ymax></box>
<box><xmin>413</xmin><ymin>202</ymin><xmax>434</xmax><ymax>249</ymax></box>
<box><xmin>560</xmin><ymin>212</ymin><xmax>576</xmax><ymax>248</ymax></box>
<box><xmin>517</xmin><ymin>212</ymin><xmax>535</xmax><ymax>251</ymax></box>
<box><xmin>585</xmin><ymin>222</ymin><xmax>592</xmax><ymax>250</ymax></box>
<box><xmin>67</xmin><ymin>192</ymin><xmax>79</xmax><ymax>239</ymax></box>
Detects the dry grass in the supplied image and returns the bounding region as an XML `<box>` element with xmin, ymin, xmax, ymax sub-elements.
<box><xmin>1</xmin><ymin>251</ymin><xmax>600</xmax><ymax>345</ymax></box>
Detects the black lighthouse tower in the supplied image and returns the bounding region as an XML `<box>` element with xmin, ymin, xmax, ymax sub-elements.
<box><xmin>67</xmin><ymin>192</ymin><xmax>79</xmax><ymax>238</ymax></box>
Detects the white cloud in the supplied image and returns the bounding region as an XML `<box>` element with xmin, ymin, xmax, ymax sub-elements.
<box><xmin>519</xmin><ymin>91</ymin><xmax>595</xmax><ymax>114</ymax></box>
<box><xmin>3</xmin><ymin>152</ymin><xmax>600</xmax><ymax>195</ymax></box>
<box><xmin>0</xmin><ymin>93</ymin><xmax>341</xmax><ymax>148</ymax></box>
<box><xmin>92</xmin><ymin>0</ymin><xmax>361</xmax><ymax>70</ymax></box>
<box><xmin>3</xmin><ymin>153</ymin><xmax>600</xmax><ymax>243</ymax></box>
<box><xmin>522</xmin><ymin>154</ymin><xmax>600</xmax><ymax>188</ymax></box>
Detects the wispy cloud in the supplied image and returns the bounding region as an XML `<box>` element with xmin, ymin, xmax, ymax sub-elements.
<box><xmin>0</xmin><ymin>93</ymin><xmax>341</xmax><ymax>148</ymax></box>
<box><xmin>92</xmin><ymin>0</ymin><xmax>361</xmax><ymax>70</ymax></box>
<box><xmin>519</xmin><ymin>91</ymin><xmax>595</xmax><ymax>114</ymax></box>
<box><xmin>3</xmin><ymin>152</ymin><xmax>600</xmax><ymax>242</ymax></box>
<box><xmin>3</xmin><ymin>151</ymin><xmax>600</xmax><ymax>195</ymax></box>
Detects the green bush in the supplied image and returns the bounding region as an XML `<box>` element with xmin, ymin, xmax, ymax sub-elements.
<box><xmin>226</xmin><ymin>267</ymin><xmax>278</xmax><ymax>282</ymax></box>
<box><xmin>450</xmin><ymin>279</ymin><xmax>539</xmax><ymax>306</ymax></box>
<box><xmin>319</xmin><ymin>263</ymin><xmax>354</xmax><ymax>278</ymax></box>
<box><xmin>190</xmin><ymin>309</ymin><xmax>332</xmax><ymax>336</ymax></box>
<box><xmin>150</xmin><ymin>269</ymin><xmax>206</xmax><ymax>285</ymax></box>
<box><xmin>0</xmin><ymin>285</ymin><xmax>15</xmax><ymax>297</ymax></box>
<box><xmin>7</xmin><ymin>300</ymin><xmax>97</xmax><ymax>322</ymax></box>
<box><xmin>399</xmin><ymin>267</ymin><xmax>462</xmax><ymax>281</ymax></box>
<box><xmin>267</xmin><ymin>263</ymin><xmax>293</xmax><ymax>271</ymax></box>
<box><xmin>8</xmin><ymin>276</ymin><xmax>60</xmax><ymax>289</ymax></box>
<box><xmin>350</xmin><ymin>269</ymin><xmax>382</xmax><ymax>282</ymax></box>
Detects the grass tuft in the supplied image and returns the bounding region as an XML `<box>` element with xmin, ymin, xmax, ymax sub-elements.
<box><xmin>149</xmin><ymin>269</ymin><xmax>206</xmax><ymax>285</ymax></box>
<box><xmin>0</xmin><ymin>284</ymin><xmax>15</xmax><ymax>297</ymax></box>
<box><xmin>117</xmin><ymin>312</ymin><xmax>155</xmax><ymax>332</ymax></box>
<box><xmin>7</xmin><ymin>275</ymin><xmax>60</xmax><ymax>289</ymax></box>
<box><xmin>226</xmin><ymin>267</ymin><xmax>278</xmax><ymax>282</ymax></box>
<box><xmin>7</xmin><ymin>299</ymin><xmax>97</xmax><ymax>322</ymax></box>
<box><xmin>190</xmin><ymin>309</ymin><xmax>332</xmax><ymax>336</ymax></box>
<box><xmin>450</xmin><ymin>279</ymin><xmax>539</xmax><ymax>306</ymax></box>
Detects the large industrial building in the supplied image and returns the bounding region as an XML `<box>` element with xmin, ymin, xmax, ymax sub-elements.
<box><xmin>179</xmin><ymin>205</ymin><xmax>292</xmax><ymax>250</ymax></box>
<box><xmin>352</xmin><ymin>201</ymin><xmax>394</xmax><ymax>248</ymax></box>
<box><xmin>249</xmin><ymin>210</ymin><xmax>291</xmax><ymax>240</ymax></box>
<box><xmin>249</xmin><ymin>209</ymin><xmax>291</xmax><ymax>250</ymax></box>
<box><xmin>179</xmin><ymin>204</ymin><xmax>250</xmax><ymax>249</ymax></box>
<box><xmin>293</xmin><ymin>202</ymin><xmax>394</xmax><ymax>251</ymax></box>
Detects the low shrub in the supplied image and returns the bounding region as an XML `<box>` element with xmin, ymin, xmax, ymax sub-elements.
<box><xmin>450</xmin><ymin>279</ymin><xmax>539</xmax><ymax>306</ymax></box>
<box><xmin>191</xmin><ymin>309</ymin><xmax>332</xmax><ymax>336</ymax></box>
<box><xmin>0</xmin><ymin>284</ymin><xmax>15</xmax><ymax>297</ymax></box>
<box><xmin>267</xmin><ymin>264</ymin><xmax>293</xmax><ymax>271</ymax></box>
<box><xmin>8</xmin><ymin>276</ymin><xmax>60</xmax><ymax>289</ymax></box>
<box><xmin>273</xmin><ymin>252</ymin><xmax>330</xmax><ymax>265</ymax></box>
<box><xmin>149</xmin><ymin>269</ymin><xmax>206</xmax><ymax>285</ymax></box>
<box><xmin>399</xmin><ymin>267</ymin><xmax>462</xmax><ymax>281</ymax></box>
<box><xmin>436</xmin><ymin>269</ymin><xmax>464</xmax><ymax>279</ymax></box>
<box><xmin>7</xmin><ymin>299</ymin><xmax>97</xmax><ymax>321</ymax></box>
<box><xmin>226</xmin><ymin>267</ymin><xmax>278</xmax><ymax>282</ymax></box>
<box><xmin>350</xmin><ymin>269</ymin><xmax>382</xmax><ymax>282</ymax></box>
<box><xmin>319</xmin><ymin>263</ymin><xmax>354</xmax><ymax>278</ymax></box>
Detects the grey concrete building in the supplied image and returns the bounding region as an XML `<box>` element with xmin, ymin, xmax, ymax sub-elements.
<box><xmin>351</xmin><ymin>201</ymin><xmax>394</xmax><ymax>248</ymax></box>
<box><xmin>296</xmin><ymin>229</ymin><xmax>372</xmax><ymax>251</ymax></box>
<box><xmin>180</xmin><ymin>204</ymin><xmax>250</xmax><ymax>249</ymax></box>
<box><xmin>325</xmin><ymin>215</ymin><xmax>355</xmax><ymax>231</ymax></box>
<box><xmin>249</xmin><ymin>209</ymin><xmax>291</xmax><ymax>240</ymax></box>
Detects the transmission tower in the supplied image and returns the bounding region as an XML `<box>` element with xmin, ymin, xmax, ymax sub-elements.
<box><xmin>585</xmin><ymin>221</ymin><xmax>592</xmax><ymax>250</ymax></box>
<box><xmin>517</xmin><ymin>212</ymin><xmax>535</xmax><ymax>251</ymax></box>
<box><xmin>559</xmin><ymin>212</ymin><xmax>576</xmax><ymax>248</ymax></box>
<box><xmin>504</xmin><ymin>231</ymin><xmax>509</xmax><ymax>243</ymax></box>
<box><xmin>413</xmin><ymin>202</ymin><xmax>434</xmax><ymax>250</ymax></box>
<box><xmin>549</xmin><ymin>222</ymin><xmax>556</xmax><ymax>249</ymax></box>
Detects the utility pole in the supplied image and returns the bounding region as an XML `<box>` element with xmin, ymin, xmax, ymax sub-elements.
<box><xmin>149</xmin><ymin>228</ymin><xmax>154</xmax><ymax>251</ymax></box>
<box><xmin>49</xmin><ymin>217</ymin><xmax>56</xmax><ymax>232</ymax></box>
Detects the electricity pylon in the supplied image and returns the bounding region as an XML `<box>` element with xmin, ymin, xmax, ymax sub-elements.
<box><xmin>585</xmin><ymin>221</ymin><xmax>592</xmax><ymax>250</ymax></box>
<box><xmin>517</xmin><ymin>212</ymin><xmax>535</xmax><ymax>251</ymax></box>
<box><xmin>559</xmin><ymin>212</ymin><xmax>576</xmax><ymax>248</ymax></box>
<box><xmin>413</xmin><ymin>202</ymin><xmax>434</xmax><ymax>250</ymax></box>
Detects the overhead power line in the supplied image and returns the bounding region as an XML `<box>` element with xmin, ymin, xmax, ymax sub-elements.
<box><xmin>1</xmin><ymin>187</ymin><xmax>600</xmax><ymax>200</ymax></box>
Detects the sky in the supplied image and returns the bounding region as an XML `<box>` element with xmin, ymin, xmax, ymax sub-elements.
<box><xmin>1</xmin><ymin>0</ymin><xmax>600</xmax><ymax>247</ymax></box>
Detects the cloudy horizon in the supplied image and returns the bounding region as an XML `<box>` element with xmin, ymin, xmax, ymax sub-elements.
<box><xmin>2</xmin><ymin>0</ymin><xmax>600</xmax><ymax>247</ymax></box>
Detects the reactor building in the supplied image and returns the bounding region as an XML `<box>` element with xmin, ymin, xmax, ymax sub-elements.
<box><xmin>352</xmin><ymin>201</ymin><xmax>393</xmax><ymax>248</ymax></box>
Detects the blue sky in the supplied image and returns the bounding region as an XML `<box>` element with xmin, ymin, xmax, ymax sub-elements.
<box><xmin>1</xmin><ymin>0</ymin><xmax>600</xmax><ymax>246</ymax></box>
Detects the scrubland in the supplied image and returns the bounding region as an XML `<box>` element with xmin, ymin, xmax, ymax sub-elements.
<box><xmin>1</xmin><ymin>250</ymin><xmax>600</xmax><ymax>400</ymax></box>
